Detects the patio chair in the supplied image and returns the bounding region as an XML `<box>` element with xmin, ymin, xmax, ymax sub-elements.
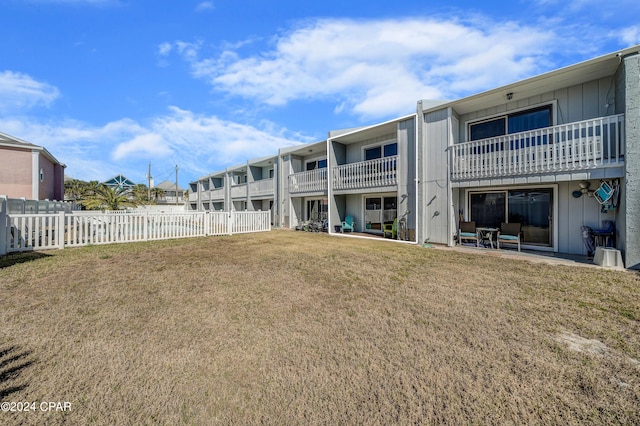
<box><xmin>458</xmin><ymin>221</ymin><xmax>479</xmax><ymax>247</ymax></box>
<box><xmin>497</xmin><ymin>222</ymin><xmax>522</xmax><ymax>251</ymax></box>
<box><xmin>341</xmin><ymin>215</ymin><xmax>355</xmax><ymax>233</ymax></box>
<box><xmin>383</xmin><ymin>218</ymin><xmax>398</xmax><ymax>239</ymax></box>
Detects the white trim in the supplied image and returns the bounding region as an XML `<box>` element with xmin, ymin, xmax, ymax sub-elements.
<box><xmin>31</xmin><ymin>150</ymin><xmax>39</xmax><ymax>200</ymax></box>
<box><xmin>463</xmin><ymin>100</ymin><xmax>557</xmax><ymax>142</ymax></box>
<box><xmin>463</xmin><ymin>183</ymin><xmax>559</xmax><ymax>253</ymax></box>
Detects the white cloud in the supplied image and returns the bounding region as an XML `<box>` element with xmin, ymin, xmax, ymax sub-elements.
<box><xmin>619</xmin><ymin>26</ymin><xmax>640</xmax><ymax>45</ymax></box>
<box><xmin>0</xmin><ymin>107</ymin><xmax>306</xmax><ymax>182</ymax></box>
<box><xmin>0</xmin><ymin>71</ymin><xmax>60</xmax><ymax>112</ymax></box>
<box><xmin>112</xmin><ymin>133</ymin><xmax>172</xmax><ymax>161</ymax></box>
<box><xmin>195</xmin><ymin>1</ymin><xmax>214</xmax><ymax>12</ymax></box>
<box><xmin>169</xmin><ymin>17</ymin><xmax>564</xmax><ymax>119</ymax></box>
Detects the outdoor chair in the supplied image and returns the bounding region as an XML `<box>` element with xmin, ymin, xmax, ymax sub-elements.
<box><xmin>341</xmin><ymin>215</ymin><xmax>355</xmax><ymax>233</ymax></box>
<box><xmin>458</xmin><ymin>221</ymin><xmax>479</xmax><ymax>247</ymax></box>
<box><xmin>497</xmin><ymin>222</ymin><xmax>522</xmax><ymax>251</ymax></box>
<box><xmin>383</xmin><ymin>218</ymin><xmax>397</xmax><ymax>239</ymax></box>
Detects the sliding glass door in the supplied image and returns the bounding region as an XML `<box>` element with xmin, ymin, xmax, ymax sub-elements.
<box><xmin>469</xmin><ymin>188</ymin><xmax>553</xmax><ymax>246</ymax></box>
<box><xmin>364</xmin><ymin>195</ymin><xmax>397</xmax><ymax>233</ymax></box>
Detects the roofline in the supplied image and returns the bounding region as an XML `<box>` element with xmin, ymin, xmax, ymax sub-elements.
<box><xmin>0</xmin><ymin>131</ymin><xmax>66</xmax><ymax>167</ymax></box>
<box><xmin>279</xmin><ymin>139</ymin><xmax>327</xmax><ymax>156</ymax></box>
<box><xmin>420</xmin><ymin>44</ymin><xmax>640</xmax><ymax>114</ymax></box>
<box><xmin>327</xmin><ymin>113</ymin><xmax>417</xmax><ymax>141</ymax></box>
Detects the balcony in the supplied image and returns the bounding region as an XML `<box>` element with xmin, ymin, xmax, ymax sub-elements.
<box><xmin>230</xmin><ymin>183</ymin><xmax>247</xmax><ymax>198</ymax></box>
<box><xmin>249</xmin><ymin>178</ymin><xmax>274</xmax><ymax>197</ymax></box>
<box><xmin>209</xmin><ymin>187</ymin><xmax>225</xmax><ymax>201</ymax></box>
<box><xmin>451</xmin><ymin>115</ymin><xmax>624</xmax><ymax>180</ymax></box>
<box><xmin>332</xmin><ymin>156</ymin><xmax>398</xmax><ymax>191</ymax></box>
<box><xmin>289</xmin><ymin>168</ymin><xmax>327</xmax><ymax>194</ymax></box>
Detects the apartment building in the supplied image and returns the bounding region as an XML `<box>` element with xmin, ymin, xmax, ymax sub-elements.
<box><xmin>189</xmin><ymin>45</ymin><xmax>640</xmax><ymax>268</ymax></box>
<box><xmin>0</xmin><ymin>132</ymin><xmax>65</xmax><ymax>201</ymax></box>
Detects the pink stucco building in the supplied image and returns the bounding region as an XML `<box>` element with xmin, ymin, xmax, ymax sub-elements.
<box><xmin>0</xmin><ymin>132</ymin><xmax>65</xmax><ymax>201</ymax></box>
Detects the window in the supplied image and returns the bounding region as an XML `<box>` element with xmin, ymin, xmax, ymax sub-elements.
<box><xmin>469</xmin><ymin>188</ymin><xmax>553</xmax><ymax>246</ymax></box>
<box><xmin>306</xmin><ymin>159</ymin><xmax>327</xmax><ymax>170</ymax></box>
<box><xmin>364</xmin><ymin>142</ymin><xmax>397</xmax><ymax>161</ymax></box>
<box><xmin>469</xmin><ymin>105</ymin><xmax>552</xmax><ymax>141</ymax></box>
<box><xmin>365</xmin><ymin>146</ymin><xmax>382</xmax><ymax>161</ymax></box>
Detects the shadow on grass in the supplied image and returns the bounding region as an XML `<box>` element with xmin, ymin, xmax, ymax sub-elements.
<box><xmin>0</xmin><ymin>345</ymin><xmax>35</xmax><ymax>399</ymax></box>
<box><xmin>0</xmin><ymin>251</ymin><xmax>52</xmax><ymax>269</ymax></box>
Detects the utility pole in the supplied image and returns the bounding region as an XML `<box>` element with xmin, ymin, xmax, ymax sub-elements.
<box><xmin>147</xmin><ymin>162</ymin><xmax>152</xmax><ymax>201</ymax></box>
<box><xmin>175</xmin><ymin>165</ymin><xmax>179</xmax><ymax>205</ymax></box>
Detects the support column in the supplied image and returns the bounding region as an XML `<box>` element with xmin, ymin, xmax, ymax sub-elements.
<box><xmin>622</xmin><ymin>53</ymin><xmax>640</xmax><ymax>268</ymax></box>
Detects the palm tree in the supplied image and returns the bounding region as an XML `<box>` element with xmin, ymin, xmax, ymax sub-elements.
<box><xmin>151</xmin><ymin>187</ymin><xmax>165</xmax><ymax>203</ymax></box>
<box><xmin>131</xmin><ymin>184</ymin><xmax>151</xmax><ymax>205</ymax></box>
<box><xmin>80</xmin><ymin>184</ymin><xmax>139</xmax><ymax>211</ymax></box>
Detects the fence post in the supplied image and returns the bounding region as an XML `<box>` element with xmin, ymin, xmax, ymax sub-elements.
<box><xmin>57</xmin><ymin>211</ymin><xmax>65</xmax><ymax>249</ymax></box>
<box><xmin>144</xmin><ymin>211</ymin><xmax>149</xmax><ymax>241</ymax></box>
<box><xmin>204</xmin><ymin>211</ymin><xmax>210</xmax><ymax>236</ymax></box>
<box><xmin>0</xmin><ymin>196</ymin><xmax>7</xmax><ymax>256</ymax></box>
<box><xmin>228</xmin><ymin>211</ymin><xmax>233</xmax><ymax>235</ymax></box>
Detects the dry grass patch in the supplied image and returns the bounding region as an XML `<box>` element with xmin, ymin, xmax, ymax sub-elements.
<box><xmin>1</xmin><ymin>231</ymin><xmax>639</xmax><ymax>424</ymax></box>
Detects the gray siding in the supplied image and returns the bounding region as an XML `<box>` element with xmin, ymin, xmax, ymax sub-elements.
<box><xmin>458</xmin><ymin>77</ymin><xmax>616</xmax><ymax>140</ymax></box>
<box><xmin>398</xmin><ymin>118</ymin><xmax>416</xmax><ymax>235</ymax></box>
<box><xmin>556</xmin><ymin>180</ymin><xmax>616</xmax><ymax>254</ymax></box>
<box><xmin>423</xmin><ymin>108</ymin><xmax>451</xmax><ymax>244</ymax></box>
<box><xmin>621</xmin><ymin>53</ymin><xmax>640</xmax><ymax>268</ymax></box>
<box><xmin>344</xmin><ymin>133</ymin><xmax>396</xmax><ymax>164</ymax></box>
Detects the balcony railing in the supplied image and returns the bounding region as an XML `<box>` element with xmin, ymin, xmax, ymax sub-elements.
<box><xmin>332</xmin><ymin>155</ymin><xmax>398</xmax><ymax>191</ymax></box>
<box><xmin>451</xmin><ymin>114</ymin><xmax>624</xmax><ymax>180</ymax></box>
<box><xmin>209</xmin><ymin>187</ymin><xmax>225</xmax><ymax>200</ymax></box>
<box><xmin>230</xmin><ymin>183</ymin><xmax>247</xmax><ymax>198</ymax></box>
<box><xmin>249</xmin><ymin>178</ymin><xmax>274</xmax><ymax>197</ymax></box>
<box><xmin>289</xmin><ymin>168</ymin><xmax>327</xmax><ymax>194</ymax></box>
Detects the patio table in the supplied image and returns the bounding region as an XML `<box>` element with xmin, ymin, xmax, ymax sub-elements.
<box><xmin>477</xmin><ymin>227</ymin><xmax>499</xmax><ymax>249</ymax></box>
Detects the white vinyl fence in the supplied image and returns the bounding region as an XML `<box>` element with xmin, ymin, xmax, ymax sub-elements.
<box><xmin>0</xmin><ymin>208</ymin><xmax>271</xmax><ymax>255</ymax></box>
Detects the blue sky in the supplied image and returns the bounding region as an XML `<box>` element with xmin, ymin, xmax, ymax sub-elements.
<box><xmin>1</xmin><ymin>0</ymin><xmax>638</xmax><ymax>188</ymax></box>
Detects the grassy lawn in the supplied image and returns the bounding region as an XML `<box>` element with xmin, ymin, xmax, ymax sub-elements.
<box><xmin>1</xmin><ymin>230</ymin><xmax>639</xmax><ymax>425</ymax></box>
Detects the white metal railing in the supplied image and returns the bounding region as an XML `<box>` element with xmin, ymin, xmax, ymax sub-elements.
<box><xmin>451</xmin><ymin>114</ymin><xmax>625</xmax><ymax>180</ymax></box>
<box><xmin>249</xmin><ymin>178</ymin><xmax>275</xmax><ymax>196</ymax></box>
<box><xmin>230</xmin><ymin>183</ymin><xmax>247</xmax><ymax>198</ymax></box>
<box><xmin>1</xmin><ymin>210</ymin><xmax>271</xmax><ymax>254</ymax></box>
<box><xmin>332</xmin><ymin>155</ymin><xmax>398</xmax><ymax>191</ymax></box>
<box><xmin>289</xmin><ymin>168</ymin><xmax>327</xmax><ymax>194</ymax></box>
